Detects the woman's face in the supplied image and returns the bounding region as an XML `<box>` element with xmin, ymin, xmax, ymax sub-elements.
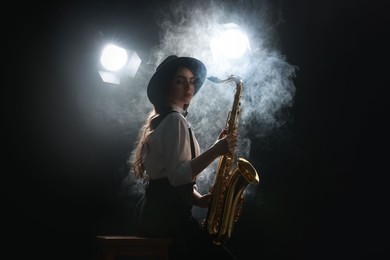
<box><xmin>169</xmin><ymin>66</ymin><xmax>195</xmax><ymax>109</ymax></box>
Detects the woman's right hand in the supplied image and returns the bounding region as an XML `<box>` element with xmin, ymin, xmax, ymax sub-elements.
<box><xmin>190</xmin><ymin>129</ymin><xmax>238</xmax><ymax>179</ymax></box>
<box><xmin>212</xmin><ymin>129</ymin><xmax>238</xmax><ymax>156</ymax></box>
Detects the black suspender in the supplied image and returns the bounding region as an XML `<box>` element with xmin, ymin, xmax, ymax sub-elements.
<box><xmin>188</xmin><ymin>127</ymin><xmax>195</xmax><ymax>159</ymax></box>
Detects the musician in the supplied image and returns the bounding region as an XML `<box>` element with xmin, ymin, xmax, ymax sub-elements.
<box><xmin>130</xmin><ymin>55</ymin><xmax>237</xmax><ymax>258</ymax></box>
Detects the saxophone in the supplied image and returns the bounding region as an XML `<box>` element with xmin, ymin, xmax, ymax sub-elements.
<box><xmin>203</xmin><ymin>75</ymin><xmax>260</xmax><ymax>245</ymax></box>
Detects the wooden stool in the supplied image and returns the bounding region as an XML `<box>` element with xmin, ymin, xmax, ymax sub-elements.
<box><xmin>96</xmin><ymin>236</ymin><xmax>172</xmax><ymax>260</ymax></box>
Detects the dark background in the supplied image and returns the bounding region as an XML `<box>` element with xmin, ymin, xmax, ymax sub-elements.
<box><xmin>5</xmin><ymin>0</ymin><xmax>389</xmax><ymax>259</ymax></box>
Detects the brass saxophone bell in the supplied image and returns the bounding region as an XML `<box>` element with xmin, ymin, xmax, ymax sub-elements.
<box><xmin>237</xmin><ymin>157</ymin><xmax>260</xmax><ymax>185</ymax></box>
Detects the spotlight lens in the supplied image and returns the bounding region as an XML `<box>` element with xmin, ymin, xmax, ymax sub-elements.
<box><xmin>100</xmin><ymin>44</ymin><xmax>128</xmax><ymax>71</ymax></box>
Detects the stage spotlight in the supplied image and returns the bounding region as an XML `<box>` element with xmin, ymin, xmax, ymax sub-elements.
<box><xmin>210</xmin><ymin>23</ymin><xmax>250</xmax><ymax>61</ymax></box>
<box><xmin>98</xmin><ymin>44</ymin><xmax>141</xmax><ymax>85</ymax></box>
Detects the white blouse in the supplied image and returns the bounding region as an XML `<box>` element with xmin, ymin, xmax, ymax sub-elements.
<box><xmin>142</xmin><ymin>105</ymin><xmax>200</xmax><ymax>187</ymax></box>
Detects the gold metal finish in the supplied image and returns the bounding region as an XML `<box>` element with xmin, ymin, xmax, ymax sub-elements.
<box><xmin>203</xmin><ymin>75</ymin><xmax>260</xmax><ymax>245</ymax></box>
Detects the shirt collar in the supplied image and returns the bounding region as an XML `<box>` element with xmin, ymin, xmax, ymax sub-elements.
<box><xmin>170</xmin><ymin>104</ymin><xmax>188</xmax><ymax>117</ymax></box>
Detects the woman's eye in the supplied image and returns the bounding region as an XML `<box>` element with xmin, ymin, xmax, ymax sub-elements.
<box><xmin>175</xmin><ymin>78</ymin><xmax>194</xmax><ymax>85</ymax></box>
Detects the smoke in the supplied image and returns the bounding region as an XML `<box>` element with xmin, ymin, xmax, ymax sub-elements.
<box><xmin>148</xmin><ymin>0</ymin><xmax>296</xmax><ymax>143</ymax></box>
<box><xmin>147</xmin><ymin>0</ymin><xmax>296</xmax><ymax>193</ymax></box>
<box><xmin>98</xmin><ymin>0</ymin><xmax>296</xmax><ymax>216</ymax></box>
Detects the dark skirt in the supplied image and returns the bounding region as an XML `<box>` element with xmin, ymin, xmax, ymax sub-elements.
<box><xmin>133</xmin><ymin>178</ymin><xmax>231</xmax><ymax>259</ymax></box>
<box><xmin>133</xmin><ymin>178</ymin><xmax>193</xmax><ymax>238</ymax></box>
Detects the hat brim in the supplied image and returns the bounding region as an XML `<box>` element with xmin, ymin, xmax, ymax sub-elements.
<box><xmin>147</xmin><ymin>56</ymin><xmax>207</xmax><ymax>106</ymax></box>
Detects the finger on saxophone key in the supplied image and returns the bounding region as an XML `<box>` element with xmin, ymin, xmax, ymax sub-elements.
<box><xmin>226</xmin><ymin>133</ymin><xmax>237</xmax><ymax>153</ymax></box>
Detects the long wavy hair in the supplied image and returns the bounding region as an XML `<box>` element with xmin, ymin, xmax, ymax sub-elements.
<box><xmin>129</xmin><ymin>79</ymin><xmax>175</xmax><ymax>180</ymax></box>
<box><xmin>130</xmin><ymin>109</ymin><xmax>156</xmax><ymax>180</ymax></box>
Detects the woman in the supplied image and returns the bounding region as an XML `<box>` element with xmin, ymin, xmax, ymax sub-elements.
<box><xmin>130</xmin><ymin>55</ymin><xmax>237</xmax><ymax>258</ymax></box>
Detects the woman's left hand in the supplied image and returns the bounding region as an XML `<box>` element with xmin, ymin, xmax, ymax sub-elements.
<box><xmin>193</xmin><ymin>185</ymin><xmax>212</xmax><ymax>208</ymax></box>
<box><xmin>195</xmin><ymin>193</ymin><xmax>212</xmax><ymax>208</ymax></box>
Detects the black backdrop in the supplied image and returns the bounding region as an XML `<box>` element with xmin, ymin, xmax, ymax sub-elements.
<box><xmin>5</xmin><ymin>0</ymin><xmax>389</xmax><ymax>259</ymax></box>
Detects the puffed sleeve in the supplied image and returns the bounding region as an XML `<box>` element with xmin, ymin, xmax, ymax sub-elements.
<box><xmin>162</xmin><ymin>113</ymin><xmax>193</xmax><ymax>186</ymax></box>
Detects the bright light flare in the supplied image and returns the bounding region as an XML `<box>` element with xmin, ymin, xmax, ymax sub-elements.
<box><xmin>210</xmin><ymin>23</ymin><xmax>250</xmax><ymax>60</ymax></box>
<box><xmin>100</xmin><ymin>44</ymin><xmax>128</xmax><ymax>71</ymax></box>
<box><xmin>98</xmin><ymin>44</ymin><xmax>142</xmax><ymax>85</ymax></box>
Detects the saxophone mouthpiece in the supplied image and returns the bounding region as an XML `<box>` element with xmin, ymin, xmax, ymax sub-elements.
<box><xmin>207</xmin><ymin>76</ymin><xmax>223</xmax><ymax>83</ymax></box>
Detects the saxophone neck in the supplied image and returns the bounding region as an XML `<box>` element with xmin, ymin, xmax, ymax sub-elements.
<box><xmin>207</xmin><ymin>75</ymin><xmax>243</xmax><ymax>85</ymax></box>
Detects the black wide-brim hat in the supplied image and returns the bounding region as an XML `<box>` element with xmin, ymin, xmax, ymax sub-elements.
<box><xmin>147</xmin><ymin>55</ymin><xmax>207</xmax><ymax>106</ymax></box>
